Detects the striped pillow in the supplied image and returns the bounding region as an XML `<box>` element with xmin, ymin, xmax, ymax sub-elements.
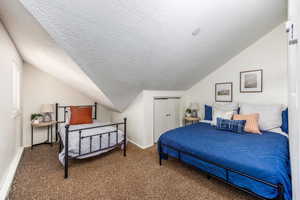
<box><xmin>233</xmin><ymin>114</ymin><xmax>261</xmax><ymax>134</ymax></box>
<box><xmin>216</xmin><ymin>118</ymin><xmax>246</xmax><ymax>133</ymax></box>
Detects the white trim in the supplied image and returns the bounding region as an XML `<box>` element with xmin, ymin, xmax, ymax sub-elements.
<box><xmin>11</xmin><ymin>110</ymin><xmax>22</xmax><ymax>119</ymax></box>
<box><xmin>0</xmin><ymin>147</ymin><xmax>24</xmax><ymax>200</ymax></box>
<box><xmin>128</xmin><ymin>139</ymin><xmax>153</xmax><ymax>149</ymax></box>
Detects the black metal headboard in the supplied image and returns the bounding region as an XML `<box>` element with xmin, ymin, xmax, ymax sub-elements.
<box><xmin>55</xmin><ymin>102</ymin><xmax>98</xmax><ymax>124</ymax></box>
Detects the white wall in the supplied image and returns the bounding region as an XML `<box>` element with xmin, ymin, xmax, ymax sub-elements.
<box><xmin>0</xmin><ymin>21</ymin><xmax>23</xmax><ymax>197</ymax></box>
<box><xmin>112</xmin><ymin>92</ymin><xmax>145</xmax><ymax>148</ymax></box>
<box><xmin>182</xmin><ymin>23</ymin><xmax>288</xmax><ymax>117</ymax></box>
<box><xmin>112</xmin><ymin>90</ymin><xmax>184</xmax><ymax>148</ymax></box>
<box><xmin>22</xmin><ymin>64</ymin><xmax>112</xmax><ymax>147</ymax></box>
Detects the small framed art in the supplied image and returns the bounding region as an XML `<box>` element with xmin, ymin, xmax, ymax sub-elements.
<box><xmin>215</xmin><ymin>82</ymin><xmax>233</xmax><ymax>102</ymax></box>
<box><xmin>240</xmin><ymin>69</ymin><xmax>263</xmax><ymax>93</ymax></box>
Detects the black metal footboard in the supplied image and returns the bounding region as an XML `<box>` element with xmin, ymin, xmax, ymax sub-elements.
<box><xmin>159</xmin><ymin>143</ymin><xmax>284</xmax><ymax>200</ymax></box>
<box><xmin>64</xmin><ymin>118</ymin><xmax>127</xmax><ymax>178</ymax></box>
<box><xmin>55</xmin><ymin>103</ymin><xmax>127</xmax><ymax>179</ymax></box>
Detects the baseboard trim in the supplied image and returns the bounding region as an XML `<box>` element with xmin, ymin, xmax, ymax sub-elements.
<box><xmin>128</xmin><ymin>139</ymin><xmax>153</xmax><ymax>149</ymax></box>
<box><xmin>0</xmin><ymin>147</ymin><xmax>24</xmax><ymax>200</ymax></box>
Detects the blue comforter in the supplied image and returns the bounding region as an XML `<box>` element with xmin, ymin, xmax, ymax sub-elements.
<box><xmin>158</xmin><ymin>122</ymin><xmax>291</xmax><ymax>200</ymax></box>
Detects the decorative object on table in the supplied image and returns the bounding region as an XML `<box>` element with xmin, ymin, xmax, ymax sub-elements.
<box><xmin>189</xmin><ymin>102</ymin><xmax>200</xmax><ymax>117</ymax></box>
<box><xmin>31</xmin><ymin>113</ymin><xmax>43</xmax><ymax>124</ymax></box>
<box><xmin>41</xmin><ymin>104</ymin><xmax>54</xmax><ymax>122</ymax></box>
<box><xmin>240</xmin><ymin>69</ymin><xmax>263</xmax><ymax>93</ymax></box>
<box><xmin>215</xmin><ymin>82</ymin><xmax>233</xmax><ymax>102</ymax></box>
<box><xmin>185</xmin><ymin>108</ymin><xmax>192</xmax><ymax>117</ymax></box>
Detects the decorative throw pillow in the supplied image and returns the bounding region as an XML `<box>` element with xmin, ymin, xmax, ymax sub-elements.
<box><xmin>211</xmin><ymin>108</ymin><xmax>234</xmax><ymax>126</ymax></box>
<box><xmin>281</xmin><ymin>108</ymin><xmax>288</xmax><ymax>133</ymax></box>
<box><xmin>69</xmin><ymin>106</ymin><xmax>93</xmax><ymax>125</ymax></box>
<box><xmin>233</xmin><ymin>114</ymin><xmax>261</xmax><ymax>134</ymax></box>
<box><xmin>216</xmin><ymin>118</ymin><xmax>246</xmax><ymax>133</ymax></box>
<box><xmin>213</xmin><ymin>102</ymin><xmax>239</xmax><ymax>113</ymax></box>
<box><xmin>239</xmin><ymin>103</ymin><xmax>282</xmax><ymax>131</ymax></box>
<box><xmin>65</xmin><ymin>107</ymin><xmax>71</xmax><ymax>124</ymax></box>
<box><xmin>204</xmin><ymin>105</ymin><xmax>213</xmax><ymax>120</ymax></box>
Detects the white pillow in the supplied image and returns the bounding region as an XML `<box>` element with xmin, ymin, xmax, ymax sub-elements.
<box><xmin>65</xmin><ymin>108</ymin><xmax>71</xmax><ymax>124</ymax></box>
<box><xmin>211</xmin><ymin>108</ymin><xmax>234</xmax><ymax>126</ymax></box>
<box><xmin>239</xmin><ymin>103</ymin><xmax>282</xmax><ymax>131</ymax></box>
<box><xmin>213</xmin><ymin>102</ymin><xmax>239</xmax><ymax>113</ymax></box>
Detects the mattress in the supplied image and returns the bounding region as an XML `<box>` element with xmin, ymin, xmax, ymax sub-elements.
<box><xmin>59</xmin><ymin>120</ymin><xmax>124</xmax><ymax>165</ymax></box>
<box><xmin>158</xmin><ymin>122</ymin><xmax>291</xmax><ymax>200</ymax></box>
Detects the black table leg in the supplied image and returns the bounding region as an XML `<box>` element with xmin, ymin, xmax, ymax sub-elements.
<box><xmin>31</xmin><ymin>125</ymin><xmax>33</xmax><ymax>150</ymax></box>
<box><xmin>47</xmin><ymin>125</ymin><xmax>49</xmax><ymax>142</ymax></box>
<box><xmin>56</xmin><ymin>123</ymin><xmax>58</xmax><ymax>143</ymax></box>
<box><xmin>50</xmin><ymin>125</ymin><xmax>53</xmax><ymax>146</ymax></box>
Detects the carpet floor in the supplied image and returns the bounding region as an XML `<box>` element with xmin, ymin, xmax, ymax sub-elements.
<box><xmin>10</xmin><ymin>143</ymin><xmax>257</xmax><ymax>200</ymax></box>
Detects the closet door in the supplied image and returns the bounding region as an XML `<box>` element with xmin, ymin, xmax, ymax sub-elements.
<box><xmin>154</xmin><ymin>98</ymin><xmax>180</xmax><ymax>143</ymax></box>
<box><xmin>154</xmin><ymin>99</ymin><xmax>170</xmax><ymax>143</ymax></box>
<box><xmin>167</xmin><ymin>98</ymin><xmax>180</xmax><ymax>130</ymax></box>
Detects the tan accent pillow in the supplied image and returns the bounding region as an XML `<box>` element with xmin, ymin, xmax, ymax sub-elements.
<box><xmin>233</xmin><ymin>114</ymin><xmax>261</xmax><ymax>134</ymax></box>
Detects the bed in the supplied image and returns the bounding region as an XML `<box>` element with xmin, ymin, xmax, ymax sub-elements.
<box><xmin>55</xmin><ymin>103</ymin><xmax>127</xmax><ymax>178</ymax></box>
<box><xmin>158</xmin><ymin>122</ymin><xmax>291</xmax><ymax>200</ymax></box>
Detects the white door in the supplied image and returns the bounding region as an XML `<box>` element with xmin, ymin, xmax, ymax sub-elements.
<box><xmin>154</xmin><ymin>98</ymin><xmax>180</xmax><ymax>143</ymax></box>
<box><xmin>154</xmin><ymin>99</ymin><xmax>169</xmax><ymax>143</ymax></box>
<box><xmin>167</xmin><ymin>98</ymin><xmax>180</xmax><ymax>130</ymax></box>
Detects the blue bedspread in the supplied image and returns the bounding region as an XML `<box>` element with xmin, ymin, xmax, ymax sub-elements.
<box><xmin>158</xmin><ymin>123</ymin><xmax>291</xmax><ymax>200</ymax></box>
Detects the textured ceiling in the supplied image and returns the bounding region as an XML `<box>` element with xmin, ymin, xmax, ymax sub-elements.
<box><xmin>0</xmin><ymin>0</ymin><xmax>114</xmax><ymax>110</ymax></box>
<box><xmin>19</xmin><ymin>0</ymin><xmax>286</xmax><ymax>111</ymax></box>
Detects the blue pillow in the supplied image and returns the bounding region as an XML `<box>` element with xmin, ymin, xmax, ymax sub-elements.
<box><xmin>216</xmin><ymin>118</ymin><xmax>246</xmax><ymax>133</ymax></box>
<box><xmin>204</xmin><ymin>105</ymin><xmax>212</xmax><ymax>120</ymax></box>
<box><xmin>281</xmin><ymin>108</ymin><xmax>288</xmax><ymax>134</ymax></box>
<box><xmin>237</xmin><ymin>107</ymin><xmax>240</xmax><ymax>114</ymax></box>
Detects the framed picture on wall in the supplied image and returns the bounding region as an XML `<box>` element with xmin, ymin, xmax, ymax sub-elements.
<box><xmin>215</xmin><ymin>82</ymin><xmax>233</xmax><ymax>102</ymax></box>
<box><xmin>240</xmin><ymin>69</ymin><xmax>263</xmax><ymax>93</ymax></box>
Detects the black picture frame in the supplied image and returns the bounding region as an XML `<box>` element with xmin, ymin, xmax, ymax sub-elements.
<box><xmin>215</xmin><ymin>82</ymin><xmax>233</xmax><ymax>102</ymax></box>
<box><xmin>240</xmin><ymin>69</ymin><xmax>263</xmax><ymax>93</ymax></box>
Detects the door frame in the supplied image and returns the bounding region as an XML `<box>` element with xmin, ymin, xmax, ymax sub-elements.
<box><xmin>288</xmin><ymin>1</ymin><xmax>300</xmax><ymax>199</ymax></box>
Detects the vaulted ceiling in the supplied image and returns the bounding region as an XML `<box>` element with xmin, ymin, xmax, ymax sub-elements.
<box><xmin>0</xmin><ymin>0</ymin><xmax>114</xmax><ymax>109</ymax></box>
<box><xmin>3</xmin><ymin>0</ymin><xmax>287</xmax><ymax>111</ymax></box>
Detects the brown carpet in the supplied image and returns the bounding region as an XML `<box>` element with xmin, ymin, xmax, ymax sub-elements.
<box><xmin>10</xmin><ymin>143</ymin><xmax>257</xmax><ymax>200</ymax></box>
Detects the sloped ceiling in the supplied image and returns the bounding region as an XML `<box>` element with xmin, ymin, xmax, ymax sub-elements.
<box><xmin>0</xmin><ymin>0</ymin><xmax>114</xmax><ymax>110</ymax></box>
<box><xmin>7</xmin><ymin>1</ymin><xmax>287</xmax><ymax>111</ymax></box>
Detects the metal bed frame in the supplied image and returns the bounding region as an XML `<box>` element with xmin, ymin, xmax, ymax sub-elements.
<box><xmin>159</xmin><ymin>142</ymin><xmax>284</xmax><ymax>200</ymax></box>
<box><xmin>55</xmin><ymin>103</ymin><xmax>127</xmax><ymax>179</ymax></box>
